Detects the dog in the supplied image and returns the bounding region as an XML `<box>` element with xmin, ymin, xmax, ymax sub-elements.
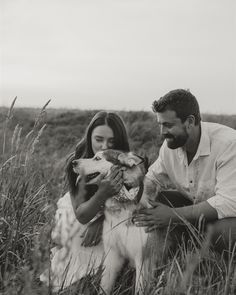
<box><xmin>72</xmin><ymin>150</ymin><xmax>171</xmax><ymax>294</ymax></box>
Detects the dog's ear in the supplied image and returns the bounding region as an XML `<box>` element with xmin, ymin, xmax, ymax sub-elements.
<box><xmin>102</xmin><ymin>149</ymin><xmax>122</xmax><ymax>165</ymax></box>
<box><xmin>117</xmin><ymin>152</ymin><xmax>144</xmax><ymax>168</ymax></box>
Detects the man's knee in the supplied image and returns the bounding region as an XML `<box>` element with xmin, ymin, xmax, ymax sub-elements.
<box><xmin>208</xmin><ymin>218</ymin><xmax>236</xmax><ymax>254</ymax></box>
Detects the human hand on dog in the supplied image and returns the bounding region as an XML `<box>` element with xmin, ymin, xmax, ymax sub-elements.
<box><xmin>132</xmin><ymin>199</ymin><xmax>175</xmax><ymax>232</ymax></box>
<box><xmin>97</xmin><ymin>165</ymin><xmax>123</xmax><ymax>201</ymax></box>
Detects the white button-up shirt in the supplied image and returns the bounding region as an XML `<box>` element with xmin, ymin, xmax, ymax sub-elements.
<box><xmin>146</xmin><ymin>122</ymin><xmax>236</xmax><ymax>219</ymax></box>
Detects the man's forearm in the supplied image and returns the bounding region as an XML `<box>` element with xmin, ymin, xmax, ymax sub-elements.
<box><xmin>172</xmin><ymin>201</ymin><xmax>218</xmax><ymax>225</ymax></box>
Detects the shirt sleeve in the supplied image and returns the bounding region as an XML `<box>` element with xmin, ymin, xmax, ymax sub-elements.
<box><xmin>207</xmin><ymin>140</ymin><xmax>236</xmax><ymax>218</ymax></box>
<box><xmin>146</xmin><ymin>141</ymin><xmax>173</xmax><ymax>190</ymax></box>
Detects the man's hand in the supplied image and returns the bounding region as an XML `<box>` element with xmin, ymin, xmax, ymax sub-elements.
<box><xmin>133</xmin><ymin>199</ymin><xmax>175</xmax><ymax>232</ymax></box>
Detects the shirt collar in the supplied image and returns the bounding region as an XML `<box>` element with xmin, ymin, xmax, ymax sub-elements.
<box><xmin>177</xmin><ymin>121</ymin><xmax>210</xmax><ymax>161</ymax></box>
<box><xmin>194</xmin><ymin>121</ymin><xmax>211</xmax><ymax>159</ymax></box>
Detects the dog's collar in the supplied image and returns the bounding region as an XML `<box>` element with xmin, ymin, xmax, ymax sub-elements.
<box><xmin>105</xmin><ymin>184</ymin><xmax>144</xmax><ymax>213</ymax></box>
<box><xmin>112</xmin><ymin>183</ymin><xmax>144</xmax><ymax>204</ymax></box>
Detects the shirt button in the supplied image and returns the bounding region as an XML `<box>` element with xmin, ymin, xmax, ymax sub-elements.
<box><xmin>190</xmin><ymin>180</ymin><xmax>193</xmax><ymax>183</ymax></box>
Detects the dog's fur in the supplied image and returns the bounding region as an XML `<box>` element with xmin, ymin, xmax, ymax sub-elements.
<box><xmin>72</xmin><ymin>150</ymin><xmax>170</xmax><ymax>294</ymax></box>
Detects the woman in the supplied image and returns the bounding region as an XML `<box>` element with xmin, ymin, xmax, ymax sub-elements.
<box><xmin>40</xmin><ymin>111</ymin><xmax>130</xmax><ymax>291</ymax></box>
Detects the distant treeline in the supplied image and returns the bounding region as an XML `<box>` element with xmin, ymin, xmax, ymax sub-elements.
<box><xmin>0</xmin><ymin>107</ymin><xmax>236</xmax><ymax>165</ymax></box>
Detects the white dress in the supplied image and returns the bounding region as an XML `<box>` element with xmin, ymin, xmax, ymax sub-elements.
<box><xmin>40</xmin><ymin>192</ymin><xmax>105</xmax><ymax>291</ymax></box>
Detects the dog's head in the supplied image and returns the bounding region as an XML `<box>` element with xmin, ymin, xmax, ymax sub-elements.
<box><xmin>72</xmin><ymin>150</ymin><xmax>146</xmax><ymax>190</ymax></box>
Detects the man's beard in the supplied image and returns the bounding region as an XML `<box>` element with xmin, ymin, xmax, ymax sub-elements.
<box><xmin>164</xmin><ymin>130</ymin><xmax>188</xmax><ymax>149</ymax></box>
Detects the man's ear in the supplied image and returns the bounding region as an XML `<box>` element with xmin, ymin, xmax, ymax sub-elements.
<box><xmin>118</xmin><ymin>152</ymin><xmax>144</xmax><ymax>167</ymax></box>
<box><xmin>186</xmin><ymin>115</ymin><xmax>195</xmax><ymax>129</ymax></box>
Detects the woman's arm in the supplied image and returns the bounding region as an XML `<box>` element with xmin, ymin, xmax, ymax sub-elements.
<box><xmin>71</xmin><ymin>166</ymin><xmax>123</xmax><ymax>224</ymax></box>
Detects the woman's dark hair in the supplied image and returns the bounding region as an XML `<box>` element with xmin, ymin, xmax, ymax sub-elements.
<box><xmin>66</xmin><ymin>111</ymin><xmax>130</xmax><ymax>195</ymax></box>
<box><xmin>152</xmin><ymin>89</ymin><xmax>201</xmax><ymax>125</ymax></box>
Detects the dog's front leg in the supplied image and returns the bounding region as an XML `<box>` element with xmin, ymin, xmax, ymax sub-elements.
<box><xmin>134</xmin><ymin>255</ymin><xmax>148</xmax><ymax>295</ymax></box>
<box><xmin>135</xmin><ymin>252</ymin><xmax>156</xmax><ymax>295</ymax></box>
<box><xmin>100</xmin><ymin>249</ymin><xmax>125</xmax><ymax>295</ymax></box>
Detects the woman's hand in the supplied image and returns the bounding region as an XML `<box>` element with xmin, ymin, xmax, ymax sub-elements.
<box><xmin>97</xmin><ymin>165</ymin><xmax>123</xmax><ymax>201</ymax></box>
<box><xmin>80</xmin><ymin>216</ymin><xmax>104</xmax><ymax>247</ymax></box>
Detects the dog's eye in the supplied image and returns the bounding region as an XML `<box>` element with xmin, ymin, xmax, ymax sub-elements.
<box><xmin>94</xmin><ymin>156</ymin><xmax>101</xmax><ymax>161</ymax></box>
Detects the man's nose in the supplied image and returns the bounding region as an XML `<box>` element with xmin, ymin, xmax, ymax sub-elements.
<box><xmin>160</xmin><ymin>125</ymin><xmax>167</xmax><ymax>135</ymax></box>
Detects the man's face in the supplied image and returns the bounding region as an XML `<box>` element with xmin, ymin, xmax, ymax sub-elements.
<box><xmin>157</xmin><ymin>110</ymin><xmax>189</xmax><ymax>149</ymax></box>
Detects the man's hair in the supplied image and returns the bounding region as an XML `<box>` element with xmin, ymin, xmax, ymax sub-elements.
<box><xmin>152</xmin><ymin>89</ymin><xmax>201</xmax><ymax>125</ymax></box>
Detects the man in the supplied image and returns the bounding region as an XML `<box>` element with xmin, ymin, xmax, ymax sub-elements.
<box><xmin>133</xmin><ymin>89</ymin><xmax>236</xmax><ymax>252</ymax></box>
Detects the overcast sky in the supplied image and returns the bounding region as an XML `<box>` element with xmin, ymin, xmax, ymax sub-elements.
<box><xmin>1</xmin><ymin>0</ymin><xmax>236</xmax><ymax>114</ymax></box>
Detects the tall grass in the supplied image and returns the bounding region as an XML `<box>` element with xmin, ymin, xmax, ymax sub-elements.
<box><xmin>0</xmin><ymin>102</ymin><xmax>235</xmax><ymax>294</ymax></box>
<box><xmin>0</xmin><ymin>100</ymin><xmax>55</xmax><ymax>294</ymax></box>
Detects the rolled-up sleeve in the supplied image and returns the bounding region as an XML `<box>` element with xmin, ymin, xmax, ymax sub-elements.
<box><xmin>207</xmin><ymin>141</ymin><xmax>236</xmax><ymax>218</ymax></box>
<box><xmin>146</xmin><ymin>143</ymin><xmax>173</xmax><ymax>190</ymax></box>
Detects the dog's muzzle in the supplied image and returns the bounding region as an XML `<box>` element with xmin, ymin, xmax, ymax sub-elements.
<box><xmin>85</xmin><ymin>172</ymin><xmax>100</xmax><ymax>183</ymax></box>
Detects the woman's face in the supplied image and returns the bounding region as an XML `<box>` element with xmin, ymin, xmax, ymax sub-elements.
<box><xmin>91</xmin><ymin>125</ymin><xmax>115</xmax><ymax>154</ymax></box>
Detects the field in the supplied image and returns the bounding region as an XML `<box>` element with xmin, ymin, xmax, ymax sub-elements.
<box><xmin>0</xmin><ymin>101</ymin><xmax>236</xmax><ymax>295</ymax></box>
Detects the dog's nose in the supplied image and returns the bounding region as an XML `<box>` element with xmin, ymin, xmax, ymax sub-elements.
<box><xmin>72</xmin><ymin>160</ymin><xmax>77</xmax><ymax>167</ymax></box>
